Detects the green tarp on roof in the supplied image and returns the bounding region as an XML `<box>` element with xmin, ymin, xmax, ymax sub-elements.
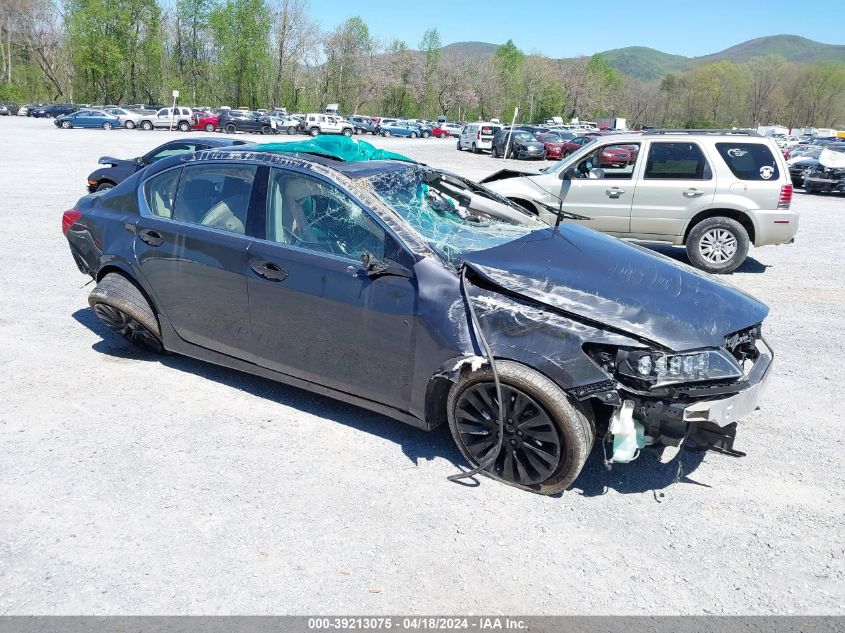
<box><xmin>252</xmin><ymin>135</ymin><xmax>416</xmax><ymax>164</ymax></box>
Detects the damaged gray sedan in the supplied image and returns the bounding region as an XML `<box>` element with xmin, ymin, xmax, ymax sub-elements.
<box><xmin>63</xmin><ymin>144</ymin><xmax>773</xmax><ymax>494</ymax></box>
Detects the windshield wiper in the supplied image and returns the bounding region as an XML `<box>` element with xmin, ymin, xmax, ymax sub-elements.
<box><xmin>516</xmin><ymin>174</ymin><xmax>592</xmax><ymax>224</ymax></box>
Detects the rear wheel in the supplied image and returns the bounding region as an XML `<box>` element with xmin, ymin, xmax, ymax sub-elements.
<box><xmin>310</xmin><ymin>127</ymin><xmax>320</xmax><ymax>137</ymax></box>
<box><xmin>410</xmin><ymin>131</ymin><xmax>418</xmax><ymax>138</ymax></box>
<box><xmin>491</xmin><ymin>145</ymin><xmax>499</xmax><ymax>158</ymax></box>
<box><xmin>342</xmin><ymin>128</ymin><xmax>353</xmax><ymax>137</ymax></box>
<box><xmin>471</xmin><ymin>142</ymin><xmax>479</xmax><ymax>154</ymax></box>
<box><xmin>88</xmin><ymin>273</ymin><xmax>164</xmax><ymax>354</ymax></box>
<box><xmin>125</xmin><ymin>120</ymin><xmax>136</xmax><ymax>129</ymax></box>
<box><xmin>225</xmin><ymin>123</ymin><xmax>237</xmax><ymax>134</ymax></box>
<box><xmin>686</xmin><ymin>216</ymin><xmax>750</xmax><ymax>274</ymax></box>
<box><xmin>422</xmin><ymin>130</ymin><xmax>431</xmax><ymax>138</ymax></box>
<box><xmin>447</xmin><ymin>361</ymin><xmax>594</xmax><ymax>495</ymax></box>
<box><xmin>261</xmin><ymin>125</ymin><xmax>272</xmax><ymax>135</ymax></box>
<box><xmin>287</xmin><ymin>125</ymin><xmax>297</xmax><ymax>135</ymax></box>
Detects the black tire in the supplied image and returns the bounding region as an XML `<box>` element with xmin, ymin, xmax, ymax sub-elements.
<box><xmin>225</xmin><ymin>123</ymin><xmax>236</xmax><ymax>134</ymax></box>
<box><xmin>410</xmin><ymin>131</ymin><xmax>418</xmax><ymax>138</ymax></box>
<box><xmin>685</xmin><ymin>216</ymin><xmax>750</xmax><ymax>274</ymax></box>
<box><xmin>261</xmin><ymin>125</ymin><xmax>272</xmax><ymax>135</ymax></box>
<box><xmin>491</xmin><ymin>145</ymin><xmax>499</xmax><ymax>158</ymax></box>
<box><xmin>88</xmin><ymin>273</ymin><xmax>164</xmax><ymax>354</ymax></box>
<box><xmin>456</xmin><ymin>139</ymin><xmax>462</xmax><ymax>151</ymax></box>
<box><xmin>141</xmin><ymin>120</ymin><xmax>153</xmax><ymax>130</ymax></box>
<box><xmin>383</xmin><ymin>131</ymin><xmax>391</xmax><ymax>137</ymax></box>
<box><xmin>447</xmin><ymin>360</ymin><xmax>594</xmax><ymax>495</ymax></box>
<box><xmin>422</xmin><ymin>131</ymin><xmax>430</xmax><ymax>138</ymax></box>
<box><xmin>125</xmin><ymin>120</ymin><xmax>136</xmax><ymax>129</ymax></box>
<box><xmin>205</xmin><ymin>122</ymin><xmax>215</xmax><ymax>132</ymax></box>
<box><xmin>343</xmin><ymin>128</ymin><xmax>353</xmax><ymax>137</ymax></box>
<box><xmin>471</xmin><ymin>143</ymin><xmax>479</xmax><ymax>154</ymax></box>
<box><xmin>102</xmin><ymin>122</ymin><xmax>113</xmax><ymax>130</ymax></box>
<box><xmin>287</xmin><ymin>126</ymin><xmax>297</xmax><ymax>135</ymax></box>
<box><xmin>61</xmin><ymin>120</ymin><xmax>71</xmax><ymax>129</ymax></box>
<box><xmin>95</xmin><ymin>182</ymin><xmax>115</xmax><ymax>192</ymax></box>
<box><xmin>310</xmin><ymin>127</ymin><xmax>320</xmax><ymax>137</ymax></box>
<box><xmin>178</xmin><ymin>121</ymin><xmax>190</xmax><ymax>132</ymax></box>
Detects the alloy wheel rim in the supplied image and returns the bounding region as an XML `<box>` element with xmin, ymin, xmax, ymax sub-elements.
<box><xmin>93</xmin><ymin>304</ymin><xmax>160</xmax><ymax>351</ymax></box>
<box><xmin>455</xmin><ymin>382</ymin><xmax>562</xmax><ymax>485</ymax></box>
<box><xmin>699</xmin><ymin>228</ymin><xmax>738</xmax><ymax>263</ymax></box>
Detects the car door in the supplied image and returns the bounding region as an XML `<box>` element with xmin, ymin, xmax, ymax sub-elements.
<box><xmin>132</xmin><ymin>162</ymin><xmax>259</xmax><ymax>358</ymax></box>
<box><xmin>629</xmin><ymin>140</ymin><xmax>716</xmax><ymax>239</ymax></box>
<box><xmin>155</xmin><ymin>108</ymin><xmax>170</xmax><ymax>128</ymax></box>
<box><xmin>245</xmin><ymin>166</ymin><xmax>418</xmax><ymax>411</ymax></box>
<box><xmin>558</xmin><ymin>140</ymin><xmax>643</xmax><ymax>235</ymax></box>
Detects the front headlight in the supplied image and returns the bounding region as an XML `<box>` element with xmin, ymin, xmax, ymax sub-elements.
<box><xmin>588</xmin><ymin>347</ymin><xmax>743</xmax><ymax>387</ymax></box>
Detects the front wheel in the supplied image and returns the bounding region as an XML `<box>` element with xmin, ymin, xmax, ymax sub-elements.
<box><xmin>61</xmin><ymin>120</ymin><xmax>71</xmax><ymax>129</ymax></box>
<box><xmin>422</xmin><ymin>131</ymin><xmax>430</xmax><ymax>138</ymax></box>
<box><xmin>686</xmin><ymin>216</ymin><xmax>750</xmax><ymax>274</ymax></box>
<box><xmin>342</xmin><ymin>128</ymin><xmax>353</xmax><ymax>137</ymax></box>
<box><xmin>141</xmin><ymin>120</ymin><xmax>153</xmax><ymax>130</ymax></box>
<box><xmin>383</xmin><ymin>131</ymin><xmax>391</xmax><ymax>137</ymax></box>
<box><xmin>225</xmin><ymin>123</ymin><xmax>237</xmax><ymax>134</ymax></box>
<box><xmin>471</xmin><ymin>143</ymin><xmax>479</xmax><ymax>154</ymax></box>
<box><xmin>287</xmin><ymin>126</ymin><xmax>297</xmax><ymax>135</ymax></box>
<box><xmin>205</xmin><ymin>123</ymin><xmax>215</xmax><ymax>132</ymax></box>
<box><xmin>261</xmin><ymin>125</ymin><xmax>272</xmax><ymax>135</ymax></box>
<box><xmin>456</xmin><ymin>140</ymin><xmax>462</xmax><ymax>151</ymax></box>
<box><xmin>102</xmin><ymin>122</ymin><xmax>113</xmax><ymax>130</ymax></box>
<box><xmin>178</xmin><ymin>121</ymin><xmax>190</xmax><ymax>132</ymax></box>
<box><xmin>95</xmin><ymin>182</ymin><xmax>114</xmax><ymax>192</ymax></box>
<box><xmin>447</xmin><ymin>360</ymin><xmax>594</xmax><ymax>495</ymax></box>
<box><xmin>410</xmin><ymin>131</ymin><xmax>418</xmax><ymax>138</ymax></box>
<box><xmin>309</xmin><ymin>127</ymin><xmax>320</xmax><ymax>137</ymax></box>
<box><xmin>491</xmin><ymin>145</ymin><xmax>499</xmax><ymax>158</ymax></box>
<box><xmin>88</xmin><ymin>273</ymin><xmax>164</xmax><ymax>354</ymax></box>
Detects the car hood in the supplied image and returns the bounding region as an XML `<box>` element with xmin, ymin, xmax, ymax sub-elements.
<box><xmin>461</xmin><ymin>225</ymin><xmax>768</xmax><ymax>350</ymax></box>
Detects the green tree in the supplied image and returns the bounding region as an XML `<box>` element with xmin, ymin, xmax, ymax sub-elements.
<box><xmin>209</xmin><ymin>0</ymin><xmax>271</xmax><ymax>107</ymax></box>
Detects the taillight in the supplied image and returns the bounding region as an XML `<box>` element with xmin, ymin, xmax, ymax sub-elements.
<box><xmin>62</xmin><ymin>208</ymin><xmax>82</xmax><ymax>235</ymax></box>
<box><xmin>777</xmin><ymin>184</ymin><xmax>793</xmax><ymax>209</ymax></box>
<box><xmin>477</xmin><ymin>131</ymin><xmax>481</xmax><ymax>140</ymax></box>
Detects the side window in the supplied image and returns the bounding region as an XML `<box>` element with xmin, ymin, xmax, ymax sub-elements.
<box><xmin>144</xmin><ymin>169</ymin><xmax>182</xmax><ymax>218</ymax></box>
<box><xmin>156</xmin><ymin>109</ymin><xmax>168</xmax><ymax>116</ymax></box>
<box><xmin>146</xmin><ymin>142</ymin><xmax>198</xmax><ymax>163</ymax></box>
<box><xmin>645</xmin><ymin>142</ymin><xmax>711</xmax><ymax>180</ymax></box>
<box><xmin>715</xmin><ymin>143</ymin><xmax>780</xmax><ymax>181</ymax></box>
<box><xmin>171</xmin><ymin>163</ymin><xmax>257</xmax><ymax>235</ymax></box>
<box><xmin>576</xmin><ymin>143</ymin><xmax>641</xmax><ymax>180</ymax></box>
<box><xmin>265</xmin><ymin>168</ymin><xmax>385</xmax><ymax>261</ymax></box>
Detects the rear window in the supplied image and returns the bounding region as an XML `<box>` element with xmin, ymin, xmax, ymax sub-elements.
<box><xmin>716</xmin><ymin>143</ymin><xmax>780</xmax><ymax>181</ymax></box>
<box><xmin>480</xmin><ymin>126</ymin><xmax>500</xmax><ymax>136</ymax></box>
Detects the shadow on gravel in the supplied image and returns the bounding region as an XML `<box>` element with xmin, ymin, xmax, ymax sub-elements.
<box><xmin>73</xmin><ymin>308</ymin><xmax>462</xmax><ymax>469</ymax></box>
<box><xmin>644</xmin><ymin>244</ymin><xmax>770</xmax><ymax>274</ymax></box>
<box><xmin>74</xmin><ymin>307</ymin><xmax>712</xmax><ymax>497</ymax></box>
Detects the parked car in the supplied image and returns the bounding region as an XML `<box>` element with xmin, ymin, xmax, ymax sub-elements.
<box><xmin>379</xmin><ymin>122</ymin><xmax>423</xmax><ymax>138</ymax></box>
<box><xmin>191</xmin><ymin>111</ymin><xmax>219</xmax><ymax>133</ymax></box>
<box><xmin>803</xmin><ymin>148</ymin><xmax>845</xmax><ymax>194</ymax></box>
<box><xmin>561</xmin><ymin>134</ymin><xmax>598</xmax><ymax>157</ymax></box>
<box><xmin>491</xmin><ymin>129</ymin><xmax>546</xmax><ymax>160</ymax></box>
<box><xmin>104</xmin><ymin>107</ymin><xmax>143</xmax><ymax>129</ymax></box>
<box><xmin>412</xmin><ymin>123</ymin><xmax>433</xmax><ymax>138</ymax></box>
<box><xmin>534</xmin><ymin>132</ymin><xmax>567</xmax><ymax>159</ymax></box>
<box><xmin>63</xmin><ymin>143</ymin><xmax>774</xmax><ymax>495</ymax></box>
<box><xmin>30</xmin><ymin>103</ymin><xmax>77</xmax><ymax>118</ymax></box>
<box><xmin>482</xmin><ymin>130</ymin><xmax>798</xmax><ymax>274</ymax></box>
<box><xmin>19</xmin><ymin>103</ymin><xmax>45</xmax><ymax>116</ymax></box>
<box><xmin>347</xmin><ymin>115</ymin><xmax>378</xmax><ymax>134</ymax></box>
<box><xmin>85</xmin><ymin>137</ymin><xmax>248</xmax><ymax>192</ymax></box>
<box><xmin>457</xmin><ymin>122</ymin><xmax>501</xmax><ymax>153</ymax></box>
<box><xmin>438</xmin><ymin>122</ymin><xmax>464</xmax><ymax>138</ymax></box>
<box><xmin>138</xmin><ymin>107</ymin><xmax>195</xmax><ymax>131</ymax></box>
<box><xmin>54</xmin><ymin>109</ymin><xmax>121</xmax><ymax>130</ymax></box>
<box><xmin>0</xmin><ymin>102</ymin><xmax>18</xmax><ymax>115</ymax></box>
<box><xmin>218</xmin><ymin>110</ymin><xmax>275</xmax><ymax>134</ymax></box>
<box><xmin>269</xmin><ymin>114</ymin><xmax>301</xmax><ymax>135</ymax></box>
<box><xmin>300</xmin><ymin>113</ymin><xmax>354</xmax><ymax>137</ymax></box>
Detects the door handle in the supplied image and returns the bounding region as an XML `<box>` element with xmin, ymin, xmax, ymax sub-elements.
<box><xmin>605</xmin><ymin>187</ymin><xmax>626</xmax><ymax>198</ymax></box>
<box><xmin>138</xmin><ymin>229</ymin><xmax>164</xmax><ymax>247</ymax></box>
<box><xmin>250</xmin><ymin>260</ymin><xmax>289</xmax><ymax>282</ymax></box>
<box><xmin>684</xmin><ymin>188</ymin><xmax>704</xmax><ymax>198</ymax></box>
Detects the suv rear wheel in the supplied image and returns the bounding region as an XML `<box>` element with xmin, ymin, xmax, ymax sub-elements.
<box><xmin>309</xmin><ymin>127</ymin><xmax>320</xmax><ymax>137</ymax></box>
<box><xmin>225</xmin><ymin>123</ymin><xmax>236</xmax><ymax>134</ymax></box>
<box><xmin>342</xmin><ymin>128</ymin><xmax>353</xmax><ymax>137</ymax></box>
<box><xmin>686</xmin><ymin>216</ymin><xmax>750</xmax><ymax>274</ymax></box>
<box><xmin>447</xmin><ymin>361</ymin><xmax>594</xmax><ymax>495</ymax></box>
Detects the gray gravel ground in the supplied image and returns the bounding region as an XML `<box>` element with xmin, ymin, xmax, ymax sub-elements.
<box><xmin>0</xmin><ymin>117</ymin><xmax>843</xmax><ymax>615</ymax></box>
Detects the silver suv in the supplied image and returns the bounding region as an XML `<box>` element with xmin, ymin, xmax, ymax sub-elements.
<box><xmin>482</xmin><ymin>129</ymin><xmax>798</xmax><ymax>273</ymax></box>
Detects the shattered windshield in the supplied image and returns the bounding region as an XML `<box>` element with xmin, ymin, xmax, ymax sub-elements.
<box><xmin>363</xmin><ymin>165</ymin><xmax>542</xmax><ymax>263</ymax></box>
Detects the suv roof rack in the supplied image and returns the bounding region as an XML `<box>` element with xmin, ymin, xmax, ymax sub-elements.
<box><xmin>642</xmin><ymin>128</ymin><xmax>762</xmax><ymax>137</ymax></box>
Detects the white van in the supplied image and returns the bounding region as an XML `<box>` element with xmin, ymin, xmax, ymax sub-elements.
<box><xmin>457</xmin><ymin>122</ymin><xmax>501</xmax><ymax>153</ymax></box>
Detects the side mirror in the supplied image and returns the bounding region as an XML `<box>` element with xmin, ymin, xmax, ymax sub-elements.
<box><xmin>558</xmin><ymin>167</ymin><xmax>576</xmax><ymax>181</ymax></box>
<box><xmin>134</xmin><ymin>157</ymin><xmax>145</xmax><ymax>166</ymax></box>
<box><xmin>361</xmin><ymin>252</ymin><xmax>413</xmax><ymax>279</ymax></box>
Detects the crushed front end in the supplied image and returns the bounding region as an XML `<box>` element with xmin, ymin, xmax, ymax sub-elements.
<box><xmin>581</xmin><ymin>324</ymin><xmax>773</xmax><ymax>461</ymax></box>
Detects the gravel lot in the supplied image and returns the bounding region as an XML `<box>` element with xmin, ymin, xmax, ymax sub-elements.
<box><xmin>1</xmin><ymin>117</ymin><xmax>843</xmax><ymax>615</ymax></box>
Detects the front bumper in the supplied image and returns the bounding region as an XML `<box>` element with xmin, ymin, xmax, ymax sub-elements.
<box><xmin>682</xmin><ymin>338</ymin><xmax>773</xmax><ymax>428</ymax></box>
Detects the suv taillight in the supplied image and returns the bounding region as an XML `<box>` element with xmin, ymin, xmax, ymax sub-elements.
<box><xmin>477</xmin><ymin>131</ymin><xmax>481</xmax><ymax>140</ymax></box>
<box><xmin>778</xmin><ymin>184</ymin><xmax>793</xmax><ymax>209</ymax></box>
<box><xmin>62</xmin><ymin>208</ymin><xmax>82</xmax><ymax>235</ymax></box>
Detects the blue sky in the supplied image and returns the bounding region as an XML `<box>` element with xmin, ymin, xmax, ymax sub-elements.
<box><xmin>310</xmin><ymin>0</ymin><xmax>844</xmax><ymax>58</ymax></box>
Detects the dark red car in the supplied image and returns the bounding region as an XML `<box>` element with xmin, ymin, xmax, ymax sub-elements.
<box><xmin>191</xmin><ymin>111</ymin><xmax>219</xmax><ymax>132</ymax></box>
<box><xmin>535</xmin><ymin>133</ymin><xmax>566</xmax><ymax>159</ymax></box>
<box><xmin>561</xmin><ymin>135</ymin><xmax>598</xmax><ymax>157</ymax></box>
